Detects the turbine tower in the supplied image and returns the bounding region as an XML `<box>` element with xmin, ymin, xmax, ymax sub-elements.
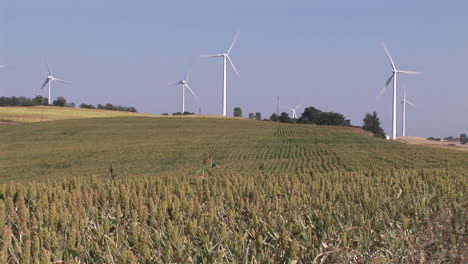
<box><xmin>281</xmin><ymin>104</ymin><xmax>301</xmax><ymax>119</ymax></box>
<box><xmin>201</xmin><ymin>32</ymin><xmax>240</xmax><ymax>116</ymax></box>
<box><xmin>168</xmin><ymin>70</ymin><xmax>198</xmax><ymax>114</ymax></box>
<box><xmin>401</xmin><ymin>86</ymin><xmax>415</xmax><ymax>137</ymax></box>
<box><xmin>380</xmin><ymin>42</ymin><xmax>423</xmax><ymax>140</ymax></box>
<box><xmin>40</xmin><ymin>63</ymin><xmax>71</xmax><ymax>104</ymax></box>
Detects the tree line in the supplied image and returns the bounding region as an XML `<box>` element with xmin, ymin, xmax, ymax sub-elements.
<box><xmin>0</xmin><ymin>96</ymin><xmax>137</xmax><ymax>112</ymax></box>
<box><xmin>234</xmin><ymin>106</ymin><xmax>386</xmax><ymax>138</ymax></box>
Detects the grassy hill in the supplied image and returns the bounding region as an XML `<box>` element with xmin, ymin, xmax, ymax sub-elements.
<box><xmin>0</xmin><ymin>116</ymin><xmax>466</xmax><ymax>183</ymax></box>
<box><xmin>0</xmin><ymin>106</ymin><xmax>154</xmax><ymax>123</ymax></box>
<box><xmin>0</xmin><ymin>111</ymin><xmax>466</xmax><ymax>263</ymax></box>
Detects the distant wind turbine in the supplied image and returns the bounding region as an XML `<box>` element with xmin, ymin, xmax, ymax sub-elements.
<box><xmin>401</xmin><ymin>86</ymin><xmax>415</xmax><ymax>137</ymax></box>
<box><xmin>40</xmin><ymin>62</ymin><xmax>71</xmax><ymax>104</ymax></box>
<box><xmin>168</xmin><ymin>70</ymin><xmax>198</xmax><ymax>113</ymax></box>
<box><xmin>281</xmin><ymin>104</ymin><xmax>302</xmax><ymax>119</ymax></box>
<box><xmin>201</xmin><ymin>32</ymin><xmax>240</xmax><ymax>116</ymax></box>
<box><xmin>380</xmin><ymin>42</ymin><xmax>423</xmax><ymax>140</ymax></box>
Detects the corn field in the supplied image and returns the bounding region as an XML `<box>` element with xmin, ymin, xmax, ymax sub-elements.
<box><xmin>0</xmin><ymin>168</ymin><xmax>466</xmax><ymax>263</ymax></box>
<box><xmin>0</xmin><ymin>117</ymin><xmax>467</xmax><ymax>263</ymax></box>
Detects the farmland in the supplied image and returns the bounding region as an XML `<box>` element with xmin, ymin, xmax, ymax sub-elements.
<box><xmin>0</xmin><ymin>106</ymin><xmax>154</xmax><ymax>123</ymax></box>
<box><xmin>0</xmin><ymin>115</ymin><xmax>467</xmax><ymax>263</ymax></box>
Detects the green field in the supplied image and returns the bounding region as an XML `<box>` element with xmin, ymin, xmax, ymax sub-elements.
<box><xmin>0</xmin><ymin>112</ymin><xmax>466</xmax><ymax>263</ymax></box>
<box><xmin>0</xmin><ymin>116</ymin><xmax>466</xmax><ymax>182</ymax></box>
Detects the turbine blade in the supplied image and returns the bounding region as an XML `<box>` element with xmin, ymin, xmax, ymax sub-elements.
<box><xmin>200</xmin><ymin>54</ymin><xmax>223</xmax><ymax>58</ymax></box>
<box><xmin>54</xmin><ymin>78</ymin><xmax>71</xmax><ymax>85</ymax></box>
<box><xmin>281</xmin><ymin>106</ymin><xmax>294</xmax><ymax>111</ymax></box>
<box><xmin>379</xmin><ymin>74</ymin><xmax>394</xmax><ymax>97</ymax></box>
<box><xmin>41</xmin><ymin>79</ymin><xmax>49</xmax><ymax>89</ymax></box>
<box><xmin>294</xmin><ymin>104</ymin><xmax>302</xmax><ymax>110</ymax></box>
<box><xmin>398</xmin><ymin>70</ymin><xmax>424</xmax><ymax>75</ymax></box>
<box><xmin>167</xmin><ymin>81</ymin><xmax>181</xmax><ymax>86</ymax></box>
<box><xmin>382</xmin><ymin>42</ymin><xmax>396</xmax><ymax>71</ymax></box>
<box><xmin>185</xmin><ymin>69</ymin><xmax>191</xmax><ymax>82</ymax></box>
<box><xmin>227</xmin><ymin>31</ymin><xmax>240</xmax><ymax>54</ymax></box>
<box><xmin>227</xmin><ymin>56</ymin><xmax>240</xmax><ymax>77</ymax></box>
<box><xmin>0</xmin><ymin>64</ymin><xmax>7</xmax><ymax>68</ymax></box>
<box><xmin>406</xmin><ymin>100</ymin><xmax>416</xmax><ymax>107</ymax></box>
<box><xmin>385</xmin><ymin>74</ymin><xmax>394</xmax><ymax>88</ymax></box>
<box><xmin>45</xmin><ymin>60</ymin><xmax>52</xmax><ymax>75</ymax></box>
<box><xmin>184</xmin><ymin>84</ymin><xmax>199</xmax><ymax>101</ymax></box>
<box><xmin>379</xmin><ymin>74</ymin><xmax>393</xmax><ymax>98</ymax></box>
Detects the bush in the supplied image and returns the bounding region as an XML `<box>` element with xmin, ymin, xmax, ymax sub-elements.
<box><xmin>52</xmin><ymin>97</ymin><xmax>67</xmax><ymax>106</ymax></box>
<box><xmin>460</xmin><ymin>134</ymin><xmax>467</xmax><ymax>145</ymax></box>
<box><xmin>79</xmin><ymin>103</ymin><xmax>96</xmax><ymax>109</ymax></box>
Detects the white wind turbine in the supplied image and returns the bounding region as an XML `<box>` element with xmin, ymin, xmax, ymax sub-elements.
<box><xmin>168</xmin><ymin>70</ymin><xmax>198</xmax><ymax>113</ymax></box>
<box><xmin>401</xmin><ymin>86</ymin><xmax>415</xmax><ymax>137</ymax></box>
<box><xmin>201</xmin><ymin>32</ymin><xmax>240</xmax><ymax>116</ymax></box>
<box><xmin>282</xmin><ymin>104</ymin><xmax>301</xmax><ymax>119</ymax></box>
<box><xmin>40</xmin><ymin>62</ymin><xmax>71</xmax><ymax>104</ymax></box>
<box><xmin>380</xmin><ymin>42</ymin><xmax>423</xmax><ymax>140</ymax></box>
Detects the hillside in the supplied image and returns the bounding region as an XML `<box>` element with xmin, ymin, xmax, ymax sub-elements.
<box><xmin>0</xmin><ymin>115</ymin><xmax>467</xmax><ymax>262</ymax></box>
<box><xmin>0</xmin><ymin>116</ymin><xmax>466</xmax><ymax>183</ymax></box>
<box><xmin>0</xmin><ymin>106</ymin><xmax>154</xmax><ymax>123</ymax></box>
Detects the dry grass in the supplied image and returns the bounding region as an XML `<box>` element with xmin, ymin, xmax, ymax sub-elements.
<box><xmin>399</xmin><ymin>136</ymin><xmax>468</xmax><ymax>152</ymax></box>
<box><xmin>0</xmin><ymin>106</ymin><xmax>155</xmax><ymax>123</ymax></box>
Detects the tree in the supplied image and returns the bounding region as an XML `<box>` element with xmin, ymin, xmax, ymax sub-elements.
<box><xmin>65</xmin><ymin>102</ymin><xmax>75</xmax><ymax>108</ymax></box>
<box><xmin>233</xmin><ymin>107</ymin><xmax>243</xmax><ymax>117</ymax></box>
<box><xmin>269</xmin><ymin>113</ymin><xmax>278</xmax><ymax>122</ymax></box>
<box><xmin>255</xmin><ymin>112</ymin><xmax>262</xmax><ymax>120</ymax></box>
<box><xmin>460</xmin><ymin>133</ymin><xmax>468</xmax><ymax>145</ymax></box>
<box><xmin>362</xmin><ymin>112</ymin><xmax>386</xmax><ymax>138</ymax></box>
<box><xmin>317</xmin><ymin>112</ymin><xmax>350</xmax><ymax>126</ymax></box>
<box><xmin>80</xmin><ymin>103</ymin><xmax>96</xmax><ymax>109</ymax></box>
<box><xmin>53</xmin><ymin>97</ymin><xmax>67</xmax><ymax>107</ymax></box>
<box><xmin>278</xmin><ymin>112</ymin><xmax>294</xmax><ymax>123</ymax></box>
<box><xmin>298</xmin><ymin>107</ymin><xmax>322</xmax><ymax>124</ymax></box>
<box><xmin>248</xmin><ymin>113</ymin><xmax>254</xmax><ymax>119</ymax></box>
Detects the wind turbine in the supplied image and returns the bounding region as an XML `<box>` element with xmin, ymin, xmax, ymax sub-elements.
<box><xmin>380</xmin><ymin>42</ymin><xmax>423</xmax><ymax>140</ymax></box>
<box><xmin>281</xmin><ymin>104</ymin><xmax>302</xmax><ymax>119</ymax></box>
<box><xmin>201</xmin><ymin>32</ymin><xmax>240</xmax><ymax>116</ymax></box>
<box><xmin>40</xmin><ymin>62</ymin><xmax>71</xmax><ymax>104</ymax></box>
<box><xmin>168</xmin><ymin>70</ymin><xmax>198</xmax><ymax>114</ymax></box>
<box><xmin>401</xmin><ymin>86</ymin><xmax>415</xmax><ymax>137</ymax></box>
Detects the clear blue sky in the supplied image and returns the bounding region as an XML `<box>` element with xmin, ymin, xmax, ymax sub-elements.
<box><xmin>1</xmin><ymin>1</ymin><xmax>467</xmax><ymax>137</ymax></box>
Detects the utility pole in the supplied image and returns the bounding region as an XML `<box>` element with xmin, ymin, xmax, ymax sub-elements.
<box><xmin>276</xmin><ymin>96</ymin><xmax>279</xmax><ymax>122</ymax></box>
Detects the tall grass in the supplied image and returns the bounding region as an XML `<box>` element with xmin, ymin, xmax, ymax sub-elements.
<box><xmin>0</xmin><ymin>168</ymin><xmax>466</xmax><ymax>263</ymax></box>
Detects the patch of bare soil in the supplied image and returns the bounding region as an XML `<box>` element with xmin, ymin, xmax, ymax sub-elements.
<box><xmin>398</xmin><ymin>136</ymin><xmax>468</xmax><ymax>152</ymax></box>
<box><xmin>0</xmin><ymin>120</ymin><xmax>16</xmax><ymax>125</ymax></box>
